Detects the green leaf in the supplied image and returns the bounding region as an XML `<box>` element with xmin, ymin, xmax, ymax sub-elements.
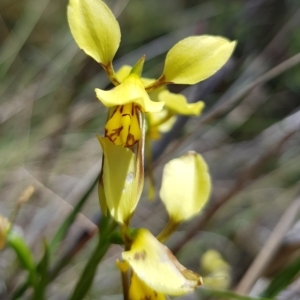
<box><xmin>198</xmin><ymin>287</ymin><xmax>272</xmax><ymax>300</ymax></box>
<box><xmin>7</xmin><ymin>231</ymin><xmax>37</xmax><ymax>287</ymax></box>
<box><xmin>68</xmin><ymin>216</ymin><xmax>117</xmax><ymax>300</ymax></box>
<box><xmin>261</xmin><ymin>256</ymin><xmax>300</xmax><ymax>298</ymax></box>
<box><xmin>12</xmin><ymin>174</ymin><xmax>99</xmax><ymax>300</ymax></box>
<box><xmin>33</xmin><ymin>241</ymin><xmax>50</xmax><ymax>300</ymax></box>
<box><xmin>49</xmin><ymin>173</ymin><xmax>99</xmax><ymax>253</ymax></box>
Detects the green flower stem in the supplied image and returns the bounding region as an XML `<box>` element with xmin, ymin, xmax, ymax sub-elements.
<box><xmin>7</xmin><ymin>230</ymin><xmax>38</xmax><ymax>289</ymax></box>
<box><xmin>32</xmin><ymin>241</ymin><xmax>49</xmax><ymax>300</ymax></box>
<box><xmin>68</xmin><ymin>217</ymin><xmax>117</xmax><ymax>300</ymax></box>
<box><xmin>156</xmin><ymin>219</ymin><xmax>179</xmax><ymax>243</ymax></box>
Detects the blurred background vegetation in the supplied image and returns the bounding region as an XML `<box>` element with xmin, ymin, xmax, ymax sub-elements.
<box><xmin>1</xmin><ymin>0</ymin><xmax>300</xmax><ymax>299</ymax></box>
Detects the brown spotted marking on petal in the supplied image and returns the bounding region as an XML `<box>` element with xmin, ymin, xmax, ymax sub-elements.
<box><xmin>106</xmin><ymin>126</ymin><xmax>123</xmax><ymax>143</ymax></box>
<box><xmin>126</xmin><ymin>133</ymin><xmax>138</xmax><ymax>147</ymax></box>
<box><xmin>134</xmin><ymin>249</ymin><xmax>146</xmax><ymax>261</ymax></box>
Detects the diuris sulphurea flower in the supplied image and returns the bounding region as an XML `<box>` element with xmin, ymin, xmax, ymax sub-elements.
<box><xmin>68</xmin><ymin>0</ymin><xmax>236</xmax><ymax>298</ymax></box>
<box><xmin>68</xmin><ymin>0</ymin><xmax>235</xmax><ymax>223</ymax></box>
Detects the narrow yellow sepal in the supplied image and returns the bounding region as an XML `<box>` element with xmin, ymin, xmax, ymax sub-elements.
<box><xmin>122</xmin><ymin>228</ymin><xmax>202</xmax><ymax>295</ymax></box>
<box><xmin>158</xmin><ymin>90</ymin><xmax>205</xmax><ymax>116</ymax></box>
<box><xmin>67</xmin><ymin>0</ymin><xmax>121</xmax><ymax>65</ymax></box>
<box><xmin>98</xmin><ymin>137</ymin><xmax>143</xmax><ymax>223</ymax></box>
<box><xmin>95</xmin><ymin>74</ymin><xmax>164</xmax><ymax>113</ymax></box>
<box><xmin>162</xmin><ymin>36</ymin><xmax>236</xmax><ymax>84</ymax></box>
<box><xmin>159</xmin><ymin>151</ymin><xmax>211</xmax><ymax>223</ymax></box>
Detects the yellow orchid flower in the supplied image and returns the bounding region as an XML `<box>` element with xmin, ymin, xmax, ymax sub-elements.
<box><xmin>67</xmin><ymin>0</ymin><xmax>234</xmax><ymax>222</ymax></box>
<box><xmin>68</xmin><ymin>0</ymin><xmax>235</xmax><ymax>147</ymax></box>
<box><xmin>115</xmin><ymin>65</ymin><xmax>205</xmax><ymax>140</ymax></box>
<box><xmin>122</xmin><ymin>228</ymin><xmax>202</xmax><ymax>296</ymax></box>
<box><xmin>68</xmin><ymin>0</ymin><xmax>236</xmax><ymax>87</ymax></box>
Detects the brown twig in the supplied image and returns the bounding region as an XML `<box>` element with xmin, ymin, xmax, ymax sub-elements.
<box><xmin>153</xmin><ymin>52</ymin><xmax>300</xmax><ymax>168</ymax></box>
<box><xmin>171</xmin><ymin>128</ymin><xmax>299</xmax><ymax>255</ymax></box>
<box><xmin>235</xmin><ymin>196</ymin><xmax>300</xmax><ymax>294</ymax></box>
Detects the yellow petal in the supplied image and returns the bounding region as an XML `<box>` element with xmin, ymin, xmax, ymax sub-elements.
<box><xmin>158</xmin><ymin>90</ymin><xmax>204</xmax><ymax>116</ymax></box>
<box><xmin>159</xmin><ymin>151</ymin><xmax>211</xmax><ymax>223</ymax></box>
<box><xmin>95</xmin><ymin>74</ymin><xmax>164</xmax><ymax>112</ymax></box>
<box><xmin>67</xmin><ymin>0</ymin><xmax>121</xmax><ymax>65</ymax></box>
<box><xmin>123</xmin><ymin>228</ymin><xmax>202</xmax><ymax>295</ymax></box>
<box><xmin>201</xmin><ymin>250</ymin><xmax>231</xmax><ymax>289</ymax></box>
<box><xmin>162</xmin><ymin>36</ymin><xmax>236</xmax><ymax>84</ymax></box>
<box><xmin>98</xmin><ymin>137</ymin><xmax>143</xmax><ymax>223</ymax></box>
<box><xmin>116</xmin><ymin>65</ymin><xmax>132</xmax><ymax>82</ymax></box>
<box><xmin>129</xmin><ymin>271</ymin><xmax>166</xmax><ymax>300</ymax></box>
<box><xmin>147</xmin><ymin>110</ymin><xmax>176</xmax><ymax>140</ymax></box>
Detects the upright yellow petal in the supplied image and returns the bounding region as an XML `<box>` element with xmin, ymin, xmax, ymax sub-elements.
<box><xmin>116</xmin><ymin>65</ymin><xmax>132</xmax><ymax>82</ymax></box>
<box><xmin>95</xmin><ymin>74</ymin><xmax>164</xmax><ymax>112</ymax></box>
<box><xmin>67</xmin><ymin>0</ymin><xmax>121</xmax><ymax>65</ymax></box>
<box><xmin>123</xmin><ymin>229</ymin><xmax>202</xmax><ymax>295</ymax></box>
<box><xmin>159</xmin><ymin>152</ymin><xmax>211</xmax><ymax>223</ymax></box>
<box><xmin>162</xmin><ymin>36</ymin><xmax>236</xmax><ymax>84</ymax></box>
<box><xmin>158</xmin><ymin>90</ymin><xmax>205</xmax><ymax>116</ymax></box>
<box><xmin>98</xmin><ymin>137</ymin><xmax>143</xmax><ymax>223</ymax></box>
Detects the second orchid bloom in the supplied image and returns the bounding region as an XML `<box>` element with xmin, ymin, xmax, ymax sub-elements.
<box><xmin>68</xmin><ymin>0</ymin><xmax>235</xmax><ymax>298</ymax></box>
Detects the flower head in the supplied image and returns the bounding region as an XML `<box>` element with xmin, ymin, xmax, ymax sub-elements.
<box><xmin>122</xmin><ymin>229</ymin><xmax>202</xmax><ymax>296</ymax></box>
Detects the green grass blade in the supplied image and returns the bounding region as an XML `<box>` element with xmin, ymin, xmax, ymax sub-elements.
<box><xmin>68</xmin><ymin>217</ymin><xmax>117</xmax><ymax>300</ymax></box>
<box><xmin>199</xmin><ymin>287</ymin><xmax>272</xmax><ymax>300</ymax></box>
<box><xmin>33</xmin><ymin>241</ymin><xmax>50</xmax><ymax>300</ymax></box>
<box><xmin>261</xmin><ymin>256</ymin><xmax>300</xmax><ymax>298</ymax></box>
<box><xmin>49</xmin><ymin>173</ymin><xmax>99</xmax><ymax>254</ymax></box>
